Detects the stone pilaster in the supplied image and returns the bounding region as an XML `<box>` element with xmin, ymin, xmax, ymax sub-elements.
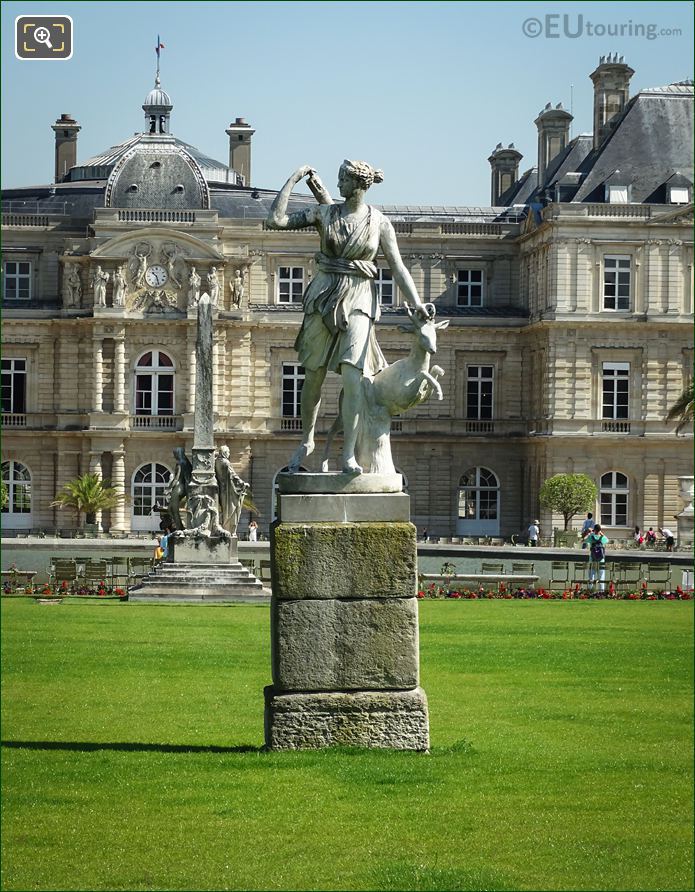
<box><xmin>114</xmin><ymin>338</ymin><xmax>126</xmax><ymax>413</ymax></box>
<box><xmin>89</xmin><ymin>450</ymin><xmax>103</xmax><ymax>529</ymax></box>
<box><xmin>110</xmin><ymin>449</ymin><xmax>126</xmax><ymax>532</ymax></box>
<box><xmin>92</xmin><ymin>337</ymin><xmax>103</xmax><ymax>412</ymax></box>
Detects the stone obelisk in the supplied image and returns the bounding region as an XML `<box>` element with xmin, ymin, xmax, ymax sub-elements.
<box><xmin>168</xmin><ymin>292</ymin><xmax>232</xmax><ymax>565</ymax></box>
<box><xmin>190</xmin><ymin>293</ymin><xmax>217</xmax><ymax>499</ymax></box>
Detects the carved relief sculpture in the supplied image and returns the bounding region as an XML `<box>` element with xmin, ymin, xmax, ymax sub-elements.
<box><xmin>161</xmin><ymin>242</ymin><xmax>183</xmax><ymax>289</ymax></box>
<box><xmin>129</xmin><ymin>242</ymin><xmax>152</xmax><ymax>289</ymax></box>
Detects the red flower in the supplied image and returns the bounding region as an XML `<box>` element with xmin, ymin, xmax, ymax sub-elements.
<box><xmin>417</xmin><ymin>591</ymin><xmax>425</xmax><ymax>599</ymax></box>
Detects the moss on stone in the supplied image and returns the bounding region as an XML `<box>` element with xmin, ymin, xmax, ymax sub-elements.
<box><xmin>271</xmin><ymin>522</ymin><xmax>417</xmax><ymax>599</ymax></box>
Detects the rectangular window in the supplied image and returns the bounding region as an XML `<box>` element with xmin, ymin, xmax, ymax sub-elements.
<box><xmin>135</xmin><ymin>374</ymin><xmax>153</xmax><ymax>415</ymax></box>
<box><xmin>1</xmin><ymin>358</ymin><xmax>27</xmax><ymax>414</ymax></box>
<box><xmin>466</xmin><ymin>365</ymin><xmax>494</xmax><ymax>419</ymax></box>
<box><xmin>375</xmin><ymin>268</ymin><xmax>394</xmax><ymax>306</ymax></box>
<box><xmin>457</xmin><ymin>269</ymin><xmax>484</xmax><ymax>307</ymax></box>
<box><xmin>602</xmin><ymin>362</ymin><xmax>629</xmax><ymax>419</ymax></box>
<box><xmin>603</xmin><ymin>256</ymin><xmax>631</xmax><ymax>311</ymax></box>
<box><xmin>600</xmin><ymin>493</ymin><xmax>628</xmax><ymax>526</ymax></box>
<box><xmin>282</xmin><ymin>362</ymin><xmax>305</xmax><ymax>417</ymax></box>
<box><xmin>157</xmin><ymin>374</ymin><xmax>174</xmax><ymax>415</ymax></box>
<box><xmin>278</xmin><ymin>266</ymin><xmax>304</xmax><ymax>304</ymax></box>
<box><xmin>3</xmin><ymin>262</ymin><xmax>31</xmax><ymax>301</ymax></box>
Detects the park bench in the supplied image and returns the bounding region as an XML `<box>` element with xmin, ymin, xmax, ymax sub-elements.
<box><xmin>421</xmin><ymin>572</ymin><xmax>539</xmax><ymax>588</ymax></box>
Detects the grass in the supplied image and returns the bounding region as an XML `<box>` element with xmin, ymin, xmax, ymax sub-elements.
<box><xmin>1</xmin><ymin>599</ymin><xmax>693</xmax><ymax>891</ymax></box>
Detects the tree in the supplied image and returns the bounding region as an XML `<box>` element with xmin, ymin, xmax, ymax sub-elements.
<box><xmin>51</xmin><ymin>473</ymin><xmax>124</xmax><ymax>527</ymax></box>
<box><xmin>539</xmin><ymin>473</ymin><xmax>597</xmax><ymax>531</ymax></box>
<box><xmin>0</xmin><ymin>479</ymin><xmax>8</xmax><ymax>511</ymax></box>
<box><xmin>666</xmin><ymin>382</ymin><xmax>694</xmax><ymax>434</ymax></box>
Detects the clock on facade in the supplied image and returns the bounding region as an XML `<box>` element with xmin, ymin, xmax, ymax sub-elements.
<box><xmin>145</xmin><ymin>264</ymin><xmax>168</xmax><ymax>287</ymax></box>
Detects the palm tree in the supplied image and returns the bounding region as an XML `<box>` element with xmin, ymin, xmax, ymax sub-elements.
<box><xmin>51</xmin><ymin>473</ymin><xmax>124</xmax><ymax>528</ymax></box>
<box><xmin>666</xmin><ymin>382</ymin><xmax>694</xmax><ymax>434</ymax></box>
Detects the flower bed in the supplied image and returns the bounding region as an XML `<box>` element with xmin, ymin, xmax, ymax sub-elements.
<box><xmin>417</xmin><ymin>580</ymin><xmax>692</xmax><ymax>601</ymax></box>
<box><xmin>2</xmin><ymin>578</ymin><xmax>128</xmax><ymax>601</ymax></box>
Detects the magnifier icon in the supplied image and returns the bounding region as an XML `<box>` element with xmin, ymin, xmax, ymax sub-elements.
<box><xmin>33</xmin><ymin>26</ymin><xmax>53</xmax><ymax>48</ymax></box>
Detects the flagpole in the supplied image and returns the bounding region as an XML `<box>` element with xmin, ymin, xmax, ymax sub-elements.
<box><xmin>155</xmin><ymin>34</ymin><xmax>160</xmax><ymax>81</ymax></box>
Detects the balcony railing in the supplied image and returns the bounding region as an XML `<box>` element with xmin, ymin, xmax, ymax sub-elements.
<box><xmin>2</xmin><ymin>413</ymin><xmax>27</xmax><ymax>427</ymax></box>
<box><xmin>2</xmin><ymin>214</ymin><xmax>52</xmax><ymax>227</ymax></box>
<box><xmin>280</xmin><ymin>417</ymin><xmax>302</xmax><ymax>432</ymax></box>
<box><xmin>465</xmin><ymin>420</ymin><xmax>495</xmax><ymax>433</ymax></box>
<box><xmin>117</xmin><ymin>210</ymin><xmax>197</xmax><ymax>223</ymax></box>
<box><xmin>601</xmin><ymin>420</ymin><xmax>631</xmax><ymax>434</ymax></box>
<box><xmin>130</xmin><ymin>414</ymin><xmax>182</xmax><ymax>430</ymax></box>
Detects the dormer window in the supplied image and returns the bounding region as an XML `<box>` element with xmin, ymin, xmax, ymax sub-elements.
<box><xmin>150</xmin><ymin>162</ymin><xmax>161</xmax><ymax>170</ymax></box>
<box><xmin>607</xmin><ymin>185</ymin><xmax>629</xmax><ymax>204</ymax></box>
<box><xmin>128</xmin><ymin>184</ymin><xmax>139</xmax><ymax>193</ymax></box>
<box><xmin>669</xmin><ymin>186</ymin><xmax>690</xmax><ymax>204</ymax></box>
<box><xmin>173</xmin><ymin>184</ymin><xmax>184</xmax><ymax>193</ymax></box>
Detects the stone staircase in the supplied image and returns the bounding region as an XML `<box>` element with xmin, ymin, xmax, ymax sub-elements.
<box><xmin>129</xmin><ymin>560</ymin><xmax>267</xmax><ymax>603</ymax></box>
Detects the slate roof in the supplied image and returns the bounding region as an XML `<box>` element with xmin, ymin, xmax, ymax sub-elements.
<box><xmin>572</xmin><ymin>87</ymin><xmax>694</xmax><ymax>202</ymax></box>
<box><xmin>497</xmin><ymin>80</ymin><xmax>693</xmax><ymax>207</ymax></box>
<box><xmin>68</xmin><ymin>134</ymin><xmax>238</xmax><ymax>185</ymax></box>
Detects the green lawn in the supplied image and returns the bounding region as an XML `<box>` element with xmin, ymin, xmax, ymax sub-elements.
<box><xmin>1</xmin><ymin>599</ymin><xmax>693</xmax><ymax>891</ymax></box>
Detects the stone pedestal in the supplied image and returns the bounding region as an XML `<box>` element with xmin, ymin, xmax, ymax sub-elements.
<box><xmin>129</xmin><ymin>536</ymin><xmax>265</xmax><ymax>602</ymax></box>
<box><xmin>265</xmin><ymin>472</ymin><xmax>429</xmax><ymax>751</ymax></box>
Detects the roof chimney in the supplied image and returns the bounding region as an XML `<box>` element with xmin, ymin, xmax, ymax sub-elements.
<box><xmin>590</xmin><ymin>54</ymin><xmax>634</xmax><ymax>149</ymax></box>
<box><xmin>534</xmin><ymin>102</ymin><xmax>573</xmax><ymax>186</ymax></box>
<box><xmin>51</xmin><ymin>113</ymin><xmax>81</xmax><ymax>183</ymax></box>
<box><xmin>487</xmin><ymin>143</ymin><xmax>523</xmax><ymax>205</ymax></box>
<box><xmin>225</xmin><ymin>117</ymin><xmax>255</xmax><ymax>186</ymax></box>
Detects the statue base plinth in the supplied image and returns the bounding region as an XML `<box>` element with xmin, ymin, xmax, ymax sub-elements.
<box><xmin>277</xmin><ymin>472</ymin><xmax>403</xmax><ymax>495</ymax></box>
<box><xmin>170</xmin><ymin>535</ymin><xmax>234</xmax><ymax>565</ymax></box>
<box><xmin>266</xmin><ymin>489</ymin><xmax>429</xmax><ymax>750</ymax></box>
<box><xmin>129</xmin><ymin>535</ymin><xmax>266</xmax><ymax>602</ymax></box>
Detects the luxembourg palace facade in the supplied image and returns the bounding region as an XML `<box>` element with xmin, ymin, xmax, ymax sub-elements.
<box><xmin>2</xmin><ymin>56</ymin><xmax>692</xmax><ymax>538</ymax></box>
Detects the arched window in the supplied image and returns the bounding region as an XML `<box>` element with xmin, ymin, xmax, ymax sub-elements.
<box><xmin>600</xmin><ymin>472</ymin><xmax>629</xmax><ymax>527</ymax></box>
<box><xmin>457</xmin><ymin>467</ymin><xmax>500</xmax><ymax>536</ymax></box>
<box><xmin>1</xmin><ymin>460</ymin><xmax>32</xmax><ymax>528</ymax></box>
<box><xmin>134</xmin><ymin>350</ymin><xmax>175</xmax><ymax>416</ymax></box>
<box><xmin>131</xmin><ymin>462</ymin><xmax>171</xmax><ymax>531</ymax></box>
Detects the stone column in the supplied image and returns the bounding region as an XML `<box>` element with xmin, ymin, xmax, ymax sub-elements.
<box><xmin>92</xmin><ymin>337</ymin><xmax>104</xmax><ymax>412</ymax></box>
<box><xmin>265</xmin><ymin>472</ymin><xmax>429</xmax><ymax>751</ymax></box>
<box><xmin>110</xmin><ymin>449</ymin><xmax>127</xmax><ymax>532</ymax></box>
<box><xmin>114</xmin><ymin>338</ymin><xmax>126</xmax><ymax>414</ymax></box>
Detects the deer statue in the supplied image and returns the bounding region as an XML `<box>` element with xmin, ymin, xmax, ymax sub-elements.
<box><xmin>322</xmin><ymin>302</ymin><xmax>449</xmax><ymax>475</ymax></box>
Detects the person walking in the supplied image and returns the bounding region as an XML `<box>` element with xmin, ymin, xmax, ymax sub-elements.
<box><xmin>584</xmin><ymin>523</ymin><xmax>609</xmax><ymax>593</ymax></box>
<box><xmin>581</xmin><ymin>512</ymin><xmax>594</xmax><ymax>539</ymax></box>
<box><xmin>527</xmin><ymin>519</ymin><xmax>540</xmax><ymax>547</ymax></box>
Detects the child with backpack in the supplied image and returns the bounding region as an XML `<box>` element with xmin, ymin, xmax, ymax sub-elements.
<box><xmin>583</xmin><ymin>523</ymin><xmax>609</xmax><ymax>593</ymax></box>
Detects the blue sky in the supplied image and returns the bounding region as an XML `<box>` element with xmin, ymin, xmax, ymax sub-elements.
<box><xmin>2</xmin><ymin>0</ymin><xmax>692</xmax><ymax>205</ymax></box>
